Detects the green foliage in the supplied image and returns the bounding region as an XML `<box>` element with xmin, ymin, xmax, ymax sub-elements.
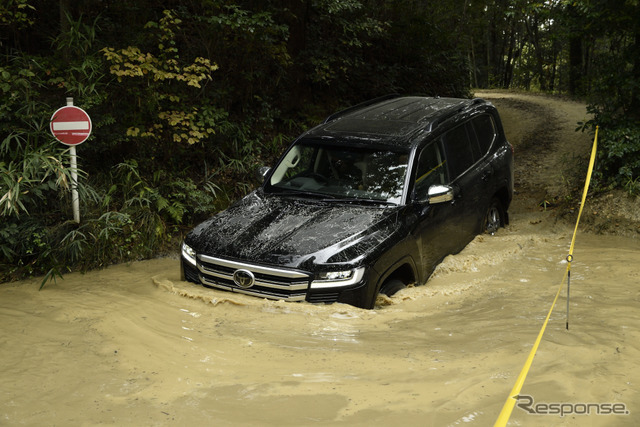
<box><xmin>0</xmin><ymin>0</ymin><xmax>35</xmax><ymax>28</ymax></box>
<box><xmin>568</xmin><ymin>0</ymin><xmax>640</xmax><ymax>195</ymax></box>
<box><xmin>51</xmin><ymin>12</ymin><xmax>108</xmax><ymax>108</ymax></box>
<box><xmin>0</xmin><ymin>137</ymin><xmax>72</xmax><ymax>217</ymax></box>
<box><xmin>303</xmin><ymin>0</ymin><xmax>387</xmax><ymax>87</ymax></box>
<box><xmin>105</xmin><ymin>160</ymin><xmax>219</xmax><ymax>224</ymax></box>
<box><xmin>586</xmin><ymin>122</ymin><xmax>640</xmax><ymax>196</ymax></box>
<box><xmin>0</xmin><ymin>48</ymin><xmax>77</xmax><ymax>219</ymax></box>
<box><xmin>377</xmin><ymin>1</ymin><xmax>470</xmax><ymax>97</ymax></box>
<box><xmin>102</xmin><ymin>10</ymin><xmax>220</xmax><ymax>145</ymax></box>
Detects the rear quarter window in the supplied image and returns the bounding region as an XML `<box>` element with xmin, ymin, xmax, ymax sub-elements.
<box><xmin>471</xmin><ymin>114</ymin><xmax>497</xmax><ymax>154</ymax></box>
<box><xmin>443</xmin><ymin>123</ymin><xmax>480</xmax><ymax>179</ymax></box>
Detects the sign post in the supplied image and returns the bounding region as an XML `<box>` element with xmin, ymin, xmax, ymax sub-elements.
<box><xmin>50</xmin><ymin>98</ymin><xmax>92</xmax><ymax>223</ymax></box>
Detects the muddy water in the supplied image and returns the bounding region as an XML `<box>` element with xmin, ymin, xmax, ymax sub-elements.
<box><xmin>1</xmin><ymin>215</ymin><xmax>639</xmax><ymax>426</ymax></box>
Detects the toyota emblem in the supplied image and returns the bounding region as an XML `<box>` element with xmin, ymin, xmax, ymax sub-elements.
<box><xmin>233</xmin><ymin>269</ymin><xmax>255</xmax><ymax>289</ymax></box>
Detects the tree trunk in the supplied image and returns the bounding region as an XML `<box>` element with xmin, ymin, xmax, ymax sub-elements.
<box><xmin>281</xmin><ymin>0</ymin><xmax>309</xmax><ymax>109</ymax></box>
<box><xmin>567</xmin><ymin>3</ymin><xmax>583</xmax><ymax>96</ymax></box>
<box><xmin>59</xmin><ymin>0</ymin><xmax>70</xmax><ymax>65</ymax></box>
<box><xmin>629</xmin><ymin>9</ymin><xmax>640</xmax><ymax>119</ymax></box>
<box><xmin>502</xmin><ymin>22</ymin><xmax>517</xmax><ymax>88</ymax></box>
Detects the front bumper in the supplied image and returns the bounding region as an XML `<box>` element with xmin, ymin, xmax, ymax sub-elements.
<box><xmin>180</xmin><ymin>255</ymin><xmax>374</xmax><ymax>308</ymax></box>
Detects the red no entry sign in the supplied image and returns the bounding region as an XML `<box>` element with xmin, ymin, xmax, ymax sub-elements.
<box><xmin>50</xmin><ymin>105</ymin><xmax>92</xmax><ymax>146</ymax></box>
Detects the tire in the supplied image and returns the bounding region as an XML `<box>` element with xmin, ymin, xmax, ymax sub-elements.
<box><xmin>484</xmin><ymin>198</ymin><xmax>504</xmax><ymax>235</ymax></box>
<box><xmin>380</xmin><ymin>279</ymin><xmax>406</xmax><ymax>297</ymax></box>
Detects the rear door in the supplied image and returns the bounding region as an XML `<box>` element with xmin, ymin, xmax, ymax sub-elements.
<box><xmin>441</xmin><ymin>120</ymin><xmax>490</xmax><ymax>249</ymax></box>
<box><xmin>468</xmin><ymin>113</ymin><xmax>500</xmax><ymax>228</ymax></box>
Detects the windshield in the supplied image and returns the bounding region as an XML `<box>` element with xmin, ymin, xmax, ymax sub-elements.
<box><xmin>268</xmin><ymin>142</ymin><xmax>409</xmax><ymax>204</ymax></box>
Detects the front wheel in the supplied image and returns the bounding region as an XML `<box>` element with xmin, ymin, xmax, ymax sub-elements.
<box><xmin>484</xmin><ymin>198</ymin><xmax>504</xmax><ymax>235</ymax></box>
<box><xmin>379</xmin><ymin>279</ymin><xmax>406</xmax><ymax>297</ymax></box>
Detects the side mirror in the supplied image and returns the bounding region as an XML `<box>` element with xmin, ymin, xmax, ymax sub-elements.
<box><xmin>256</xmin><ymin>166</ymin><xmax>271</xmax><ymax>182</ymax></box>
<box><xmin>428</xmin><ymin>184</ymin><xmax>454</xmax><ymax>204</ymax></box>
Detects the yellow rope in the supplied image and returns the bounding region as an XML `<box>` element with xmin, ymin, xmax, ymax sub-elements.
<box><xmin>415</xmin><ymin>160</ymin><xmax>446</xmax><ymax>184</ymax></box>
<box><xmin>494</xmin><ymin>126</ymin><xmax>598</xmax><ymax>426</ymax></box>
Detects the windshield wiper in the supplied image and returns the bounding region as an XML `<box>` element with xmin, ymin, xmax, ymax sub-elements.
<box><xmin>269</xmin><ymin>187</ymin><xmax>393</xmax><ymax>204</ymax></box>
<box><xmin>334</xmin><ymin>197</ymin><xmax>395</xmax><ymax>206</ymax></box>
<box><xmin>273</xmin><ymin>187</ymin><xmax>336</xmax><ymax>199</ymax></box>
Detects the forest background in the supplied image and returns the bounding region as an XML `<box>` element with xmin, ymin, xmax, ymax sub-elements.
<box><xmin>1</xmin><ymin>0</ymin><xmax>639</xmax><ymax>284</ymax></box>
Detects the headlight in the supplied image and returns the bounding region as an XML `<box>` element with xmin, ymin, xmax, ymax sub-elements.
<box><xmin>181</xmin><ymin>242</ymin><xmax>197</xmax><ymax>266</ymax></box>
<box><xmin>310</xmin><ymin>267</ymin><xmax>365</xmax><ymax>289</ymax></box>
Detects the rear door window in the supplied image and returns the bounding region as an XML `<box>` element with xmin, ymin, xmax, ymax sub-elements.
<box><xmin>442</xmin><ymin>123</ymin><xmax>480</xmax><ymax>179</ymax></box>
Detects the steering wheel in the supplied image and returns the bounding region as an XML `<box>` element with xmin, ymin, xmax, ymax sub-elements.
<box><xmin>305</xmin><ymin>172</ymin><xmax>328</xmax><ymax>184</ymax></box>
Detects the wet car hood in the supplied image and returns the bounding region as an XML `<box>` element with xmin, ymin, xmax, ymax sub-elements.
<box><xmin>185</xmin><ymin>190</ymin><xmax>404</xmax><ymax>271</ymax></box>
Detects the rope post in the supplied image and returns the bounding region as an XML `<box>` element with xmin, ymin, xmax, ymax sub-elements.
<box><xmin>566</xmin><ymin>254</ymin><xmax>573</xmax><ymax>330</ymax></box>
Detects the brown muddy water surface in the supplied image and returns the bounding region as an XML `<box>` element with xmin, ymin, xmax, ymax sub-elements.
<box><xmin>2</xmin><ymin>220</ymin><xmax>639</xmax><ymax>426</ymax></box>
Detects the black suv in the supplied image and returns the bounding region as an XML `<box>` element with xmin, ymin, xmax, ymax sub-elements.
<box><xmin>181</xmin><ymin>95</ymin><xmax>513</xmax><ymax>309</ymax></box>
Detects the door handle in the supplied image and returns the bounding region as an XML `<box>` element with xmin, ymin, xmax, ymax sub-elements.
<box><xmin>481</xmin><ymin>169</ymin><xmax>493</xmax><ymax>181</ymax></box>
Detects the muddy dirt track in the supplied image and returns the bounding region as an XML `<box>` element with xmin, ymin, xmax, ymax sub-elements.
<box><xmin>1</xmin><ymin>91</ymin><xmax>639</xmax><ymax>426</ymax></box>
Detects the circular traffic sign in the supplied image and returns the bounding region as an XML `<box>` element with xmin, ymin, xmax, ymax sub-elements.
<box><xmin>50</xmin><ymin>105</ymin><xmax>92</xmax><ymax>146</ymax></box>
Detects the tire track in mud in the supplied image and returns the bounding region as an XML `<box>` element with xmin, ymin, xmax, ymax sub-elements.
<box><xmin>494</xmin><ymin>97</ymin><xmax>561</xmax><ymax>199</ymax></box>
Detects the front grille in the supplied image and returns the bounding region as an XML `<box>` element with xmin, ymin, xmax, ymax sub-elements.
<box><xmin>196</xmin><ymin>254</ymin><xmax>310</xmax><ymax>301</ymax></box>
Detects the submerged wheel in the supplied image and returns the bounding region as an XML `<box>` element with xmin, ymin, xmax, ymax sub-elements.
<box><xmin>484</xmin><ymin>198</ymin><xmax>504</xmax><ymax>235</ymax></box>
<box><xmin>380</xmin><ymin>279</ymin><xmax>406</xmax><ymax>297</ymax></box>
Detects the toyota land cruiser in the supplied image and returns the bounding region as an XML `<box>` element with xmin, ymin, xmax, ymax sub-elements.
<box><xmin>181</xmin><ymin>95</ymin><xmax>514</xmax><ymax>309</ymax></box>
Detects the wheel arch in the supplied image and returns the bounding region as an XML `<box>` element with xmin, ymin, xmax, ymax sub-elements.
<box><xmin>383</xmin><ymin>262</ymin><xmax>417</xmax><ymax>285</ymax></box>
<box><xmin>493</xmin><ymin>185</ymin><xmax>511</xmax><ymax>225</ymax></box>
<box><xmin>373</xmin><ymin>256</ymin><xmax>418</xmax><ymax>299</ymax></box>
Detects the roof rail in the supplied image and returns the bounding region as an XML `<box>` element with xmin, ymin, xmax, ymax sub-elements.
<box><xmin>322</xmin><ymin>94</ymin><xmax>400</xmax><ymax>123</ymax></box>
<box><xmin>428</xmin><ymin>98</ymin><xmax>486</xmax><ymax>131</ymax></box>
<box><xmin>427</xmin><ymin>100</ymin><xmax>465</xmax><ymax>130</ymax></box>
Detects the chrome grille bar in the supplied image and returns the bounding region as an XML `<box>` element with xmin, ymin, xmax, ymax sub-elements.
<box><xmin>196</xmin><ymin>254</ymin><xmax>311</xmax><ymax>300</ymax></box>
<box><xmin>199</xmin><ymin>276</ymin><xmax>307</xmax><ymax>301</ymax></box>
<box><xmin>198</xmin><ymin>254</ymin><xmax>308</xmax><ymax>278</ymax></box>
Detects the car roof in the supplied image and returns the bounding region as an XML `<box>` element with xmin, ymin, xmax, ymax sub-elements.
<box><xmin>301</xmin><ymin>95</ymin><xmax>489</xmax><ymax>149</ymax></box>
